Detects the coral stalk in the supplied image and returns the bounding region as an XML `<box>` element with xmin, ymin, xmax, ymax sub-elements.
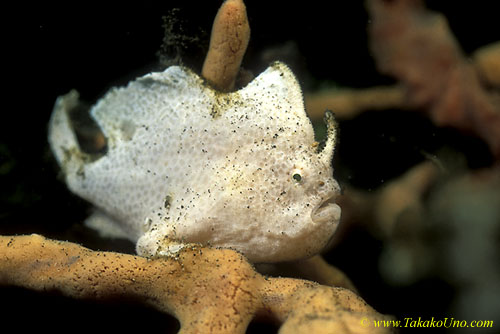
<box><xmin>201</xmin><ymin>0</ymin><xmax>250</xmax><ymax>92</ymax></box>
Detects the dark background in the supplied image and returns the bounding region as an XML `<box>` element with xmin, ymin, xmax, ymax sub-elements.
<box><xmin>1</xmin><ymin>1</ymin><xmax>498</xmax><ymax>333</ymax></box>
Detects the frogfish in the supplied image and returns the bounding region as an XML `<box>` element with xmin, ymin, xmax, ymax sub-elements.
<box><xmin>48</xmin><ymin>62</ymin><xmax>341</xmax><ymax>263</ymax></box>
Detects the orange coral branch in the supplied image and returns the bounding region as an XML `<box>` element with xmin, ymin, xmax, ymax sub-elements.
<box><xmin>0</xmin><ymin>234</ymin><xmax>394</xmax><ymax>333</ymax></box>
<box><xmin>256</xmin><ymin>255</ymin><xmax>358</xmax><ymax>293</ymax></box>
<box><xmin>201</xmin><ymin>0</ymin><xmax>250</xmax><ymax>92</ymax></box>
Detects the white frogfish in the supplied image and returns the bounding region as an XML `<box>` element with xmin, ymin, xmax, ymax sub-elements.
<box><xmin>48</xmin><ymin>62</ymin><xmax>341</xmax><ymax>263</ymax></box>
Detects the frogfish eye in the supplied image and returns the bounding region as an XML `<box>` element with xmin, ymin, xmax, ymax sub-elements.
<box><xmin>292</xmin><ymin>173</ymin><xmax>302</xmax><ymax>182</ymax></box>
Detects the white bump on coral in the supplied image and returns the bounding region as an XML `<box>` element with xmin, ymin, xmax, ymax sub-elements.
<box><xmin>48</xmin><ymin>62</ymin><xmax>341</xmax><ymax>263</ymax></box>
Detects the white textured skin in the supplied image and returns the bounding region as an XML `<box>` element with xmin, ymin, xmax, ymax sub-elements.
<box><xmin>49</xmin><ymin>62</ymin><xmax>341</xmax><ymax>263</ymax></box>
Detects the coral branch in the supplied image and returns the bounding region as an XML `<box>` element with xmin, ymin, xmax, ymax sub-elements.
<box><xmin>374</xmin><ymin>161</ymin><xmax>440</xmax><ymax>237</ymax></box>
<box><xmin>473</xmin><ymin>42</ymin><xmax>500</xmax><ymax>89</ymax></box>
<box><xmin>305</xmin><ymin>85</ymin><xmax>407</xmax><ymax>120</ymax></box>
<box><xmin>201</xmin><ymin>0</ymin><xmax>250</xmax><ymax>92</ymax></box>
<box><xmin>367</xmin><ymin>0</ymin><xmax>500</xmax><ymax>158</ymax></box>
<box><xmin>336</xmin><ymin>161</ymin><xmax>440</xmax><ymax>238</ymax></box>
<box><xmin>0</xmin><ymin>234</ymin><xmax>394</xmax><ymax>333</ymax></box>
<box><xmin>256</xmin><ymin>255</ymin><xmax>358</xmax><ymax>292</ymax></box>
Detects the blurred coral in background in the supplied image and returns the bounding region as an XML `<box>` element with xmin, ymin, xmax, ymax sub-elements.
<box><xmin>306</xmin><ymin>0</ymin><xmax>500</xmax><ymax>331</ymax></box>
